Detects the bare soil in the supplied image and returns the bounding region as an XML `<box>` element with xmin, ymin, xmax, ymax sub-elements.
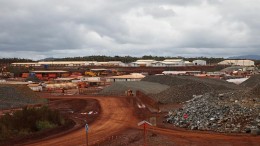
<box><xmin>2</xmin><ymin>93</ymin><xmax>259</xmax><ymax>146</ymax></box>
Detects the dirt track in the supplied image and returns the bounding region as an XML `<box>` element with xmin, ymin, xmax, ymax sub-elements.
<box><xmin>24</xmin><ymin>95</ymin><xmax>260</xmax><ymax>146</ymax></box>
<box><xmin>25</xmin><ymin>96</ymin><xmax>138</xmax><ymax>146</ymax></box>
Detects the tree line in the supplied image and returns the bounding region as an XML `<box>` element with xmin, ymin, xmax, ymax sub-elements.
<box><xmin>0</xmin><ymin>58</ymin><xmax>34</xmax><ymax>65</ymax></box>
<box><xmin>1</xmin><ymin>56</ymin><xmax>259</xmax><ymax>66</ymax></box>
<box><xmin>52</xmin><ymin>55</ymin><xmax>225</xmax><ymax>65</ymax></box>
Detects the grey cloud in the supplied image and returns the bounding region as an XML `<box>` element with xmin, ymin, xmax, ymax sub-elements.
<box><xmin>143</xmin><ymin>6</ymin><xmax>175</xmax><ymax>18</ymax></box>
<box><xmin>0</xmin><ymin>0</ymin><xmax>259</xmax><ymax>59</ymax></box>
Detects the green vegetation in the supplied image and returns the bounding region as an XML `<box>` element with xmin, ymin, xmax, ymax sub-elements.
<box><xmin>0</xmin><ymin>58</ymin><xmax>33</xmax><ymax>65</ymax></box>
<box><xmin>0</xmin><ymin>106</ymin><xmax>65</xmax><ymax>141</ymax></box>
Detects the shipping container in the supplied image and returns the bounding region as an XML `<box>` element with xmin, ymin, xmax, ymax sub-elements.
<box><xmin>22</xmin><ymin>73</ymin><xmax>29</xmax><ymax>78</ymax></box>
<box><xmin>48</xmin><ymin>74</ymin><xmax>57</xmax><ymax>78</ymax></box>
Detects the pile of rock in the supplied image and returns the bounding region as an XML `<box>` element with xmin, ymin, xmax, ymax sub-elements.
<box><xmin>142</xmin><ymin>75</ymin><xmax>189</xmax><ymax>86</ymax></box>
<box><xmin>142</xmin><ymin>75</ymin><xmax>240</xmax><ymax>104</ymax></box>
<box><xmin>99</xmin><ymin>81</ymin><xmax>169</xmax><ymax>96</ymax></box>
<box><xmin>166</xmin><ymin>92</ymin><xmax>260</xmax><ymax>134</ymax></box>
<box><xmin>149</xmin><ymin>82</ymin><xmax>213</xmax><ymax>103</ymax></box>
<box><xmin>142</xmin><ymin>75</ymin><xmax>239</xmax><ymax>90</ymax></box>
<box><xmin>0</xmin><ymin>84</ymin><xmax>47</xmax><ymax>110</ymax></box>
<box><xmin>241</xmin><ymin>74</ymin><xmax>260</xmax><ymax>88</ymax></box>
<box><xmin>248</xmin><ymin>83</ymin><xmax>260</xmax><ymax>98</ymax></box>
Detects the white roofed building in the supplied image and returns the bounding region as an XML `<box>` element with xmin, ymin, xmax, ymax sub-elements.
<box><xmin>106</xmin><ymin>73</ymin><xmax>145</xmax><ymax>82</ymax></box>
<box><xmin>185</xmin><ymin>61</ymin><xmax>194</xmax><ymax>66</ymax></box>
<box><xmin>151</xmin><ymin>61</ymin><xmax>165</xmax><ymax>67</ymax></box>
<box><xmin>38</xmin><ymin>61</ymin><xmax>86</xmax><ymax>66</ymax></box>
<box><xmin>85</xmin><ymin>61</ymin><xmax>98</xmax><ymax>66</ymax></box>
<box><xmin>11</xmin><ymin>62</ymin><xmax>40</xmax><ymax>67</ymax></box>
<box><xmin>161</xmin><ymin>59</ymin><xmax>185</xmax><ymax>67</ymax></box>
<box><xmin>107</xmin><ymin>61</ymin><xmax>126</xmax><ymax>66</ymax></box>
<box><xmin>193</xmin><ymin>60</ymin><xmax>207</xmax><ymax>66</ymax></box>
<box><xmin>218</xmin><ymin>60</ymin><xmax>255</xmax><ymax>66</ymax></box>
<box><xmin>131</xmin><ymin>60</ymin><xmax>156</xmax><ymax>67</ymax></box>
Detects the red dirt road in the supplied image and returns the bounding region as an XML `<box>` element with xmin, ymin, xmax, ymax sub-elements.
<box><xmin>24</xmin><ymin>95</ymin><xmax>260</xmax><ymax>146</ymax></box>
<box><xmin>26</xmin><ymin>96</ymin><xmax>138</xmax><ymax>146</ymax></box>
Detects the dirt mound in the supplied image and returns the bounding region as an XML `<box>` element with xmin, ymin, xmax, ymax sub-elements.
<box><xmin>241</xmin><ymin>74</ymin><xmax>260</xmax><ymax>88</ymax></box>
<box><xmin>142</xmin><ymin>75</ymin><xmax>239</xmax><ymax>104</ymax></box>
<box><xmin>150</xmin><ymin>82</ymin><xmax>213</xmax><ymax>104</ymax></box>
<box><xmin>142</xmin><ymin>75</ymin><xmax>188</xmax><ymax>86</ymax></box>
<box><xmin>142</xmin><ymin>75</ymin><xmax>239</xmax><ymax>90</ymax></box>
<box><xmin>100</xmin><ymin>81</ymin><xmax>169</xmax><ymax>96</ymax></box>
<box><xmin>0</xmin><ymin>84</ymin><xmax>47</xmax><ymax>110</ymax></box>
<box><xmin>248</xmin><ymin>83</ymin><xmax>260</xmax><ymax>97</ymax></box>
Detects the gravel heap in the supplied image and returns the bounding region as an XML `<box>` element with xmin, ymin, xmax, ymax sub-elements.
<box><xmin>166</xmin><ymin>92</ymin><xmax>260</xmax><ymax>134</ymax></box>
<box><xmin>100</xmin><ymin>81</ymin><xmax>169</xmax><ymax>96</ymax></box>
<box><xmin>142</xmin><ymin>75</ymin><xmax>240</xmax><ymax>104</ymax></box>
<box><xmin>142</xmin><ymin>75</ymin><xmax>188</xmax><ymax>86</ymax></box>
<box><xmin>0</xmin><ymin>84</ymin><xmax>47</xmax><ymax>110</ymax></box>
<box><xmin>247</xmin><ymin>83</ymin><xmax>260</xmax><ymax>98</ymax></box>
<box><xmin>149</xmin><ymin>82</ymin><xmax>213</xmax><ymax>104</ymax></box>
<box><xmin>143</xmin><ymin>75</ymin><xmax>239</xmax><ymax>90</ymax></box>
<box><xmin>240</xmin><ymin>74</ymin><xmax>260</xmax><ymax>88</ymax></box>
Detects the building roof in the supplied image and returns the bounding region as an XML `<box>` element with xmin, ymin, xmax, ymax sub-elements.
<box><xmin>218</xmin><ymin>60</ymin><xmax>254</xmax><ymax>66</ymax></box>
<box><xmin>38</xmin><ymin>61</ymin><xmax>86</xmax><ymax>64</ymax></box>
<box><xmin>163</xmin><ymin>59</ymin><xmax>183</xmax><ymax>62</ymax></box>
<box><xmin>90</xmin><ymin>69</ymin><xmax>108</xmax><ymax>71</ymax></box>
<box><xmin>161</xmin><ymin>61</ymin><xmax>184</xmax><ymax>65</ymax></box>
<box><xmin>27</xmin><ymin>84</ymin><xmax>41</xmax><ymax>87</ymax></box>
<box><xmin>54</xmin><ymin>78</ymin><xmax>76</xmax><ymax>81</ymax></box>
<box><xmin>0</xmin><ymin>81</ymin><xmax>30</xmax><ymax>85</ymax></box>
<box><xmin>98</xmin><ymin>62</ymin><xmax>109</xmax><ymax>64</ymax></box>
<box><xmin>11</xmin><ymin>62</ymin><xmax>38</xmax><ymax>64</ymax></box>
<box><xmin>30</xmin><ymin>70</ymin><xmax>68</xmax><ymax>73</ymax></box>
<box><xmin>107</xmin><ymin>73</ymin><xmax>145</xmax><ymax>79</ymax></box>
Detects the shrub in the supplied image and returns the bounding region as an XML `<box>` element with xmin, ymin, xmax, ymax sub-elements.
<box><xmin>36</xmin><ymin>120</ymin><xmax>57</xmax><ymax>131</ymax></box>
<box><xmin>0</xmin><ymin>106</ymin><xmax>65</xmax><ymax>141</ymax></box>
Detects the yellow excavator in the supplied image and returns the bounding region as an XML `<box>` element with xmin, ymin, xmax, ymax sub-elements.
<box><xmin>85</xmin><ymin>71</ymin><xmax>97</xmax><ymax>77</ymax></box>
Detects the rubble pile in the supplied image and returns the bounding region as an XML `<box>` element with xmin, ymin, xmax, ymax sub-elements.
<box><xmin>100</xmin><ymin>81</ymin><xmax>169</xmax><ymax>96</ymax></box>
<box><xmin>149</xmin><ymin>82</ymin><xmax>213</xmax><ymax>103</ymax></box>
<box><xmin>142</xmin><ymin>75</ymin><xmax>239</xmax><ymax>90</ymax></box>
<box><xmin>248</xmin><ymin>84</ymin><xmax>260</xmax><ymax>97</ymax></box>
<box><xmin>0</xmin><ymin>85</ymin><xmax>47</xmax><ymax>110</ymax></box>
<box><xmin>143</xmin><ymin>75</ymin><xmax>240</xmax><ymax>104</ymax></box>
<box><xmin>166</xmin><ymin>92</ymin><xmax>260</xmax><ymax>134</ymax></box>
<box><xmin>241</xmin><ymin>74</ymin><xmax>260</xmax><ymax>88</ymax></box>
<box><xmin>142</xmin><ymin>75</ymin><xmax>189</xmax><ymax>86</ymax></box>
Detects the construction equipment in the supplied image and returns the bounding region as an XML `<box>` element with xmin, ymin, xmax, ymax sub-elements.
<box><xmin>0</xmin><ymin>72</ymin><xmax>12</xmax><ymax>78</ymax></box>
<box><xmin>85</xmin><ymin>71</ymin><xmax>97</xmax><ymax>77</ymax></box>
<box><xmin>0</xmin><ymin>66</ymin><xmax>13</xmax><ymax>78</ymax></box>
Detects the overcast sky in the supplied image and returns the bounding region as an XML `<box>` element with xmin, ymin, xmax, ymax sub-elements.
<box><xmin>0</xmin><ymin>0</ymin><xmax>259</xmax><ymax>60</ymax></box>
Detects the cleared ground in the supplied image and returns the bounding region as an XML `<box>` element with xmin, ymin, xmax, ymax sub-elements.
<box><xmin>18</xmin><ymin>94</ymin><xmax>260</xmax><ymax>146</ymax></box>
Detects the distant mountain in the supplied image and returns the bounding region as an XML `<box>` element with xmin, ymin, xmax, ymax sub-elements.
<box><xmin>228</xmin><ymin>55</ymin><xmax>260</xmax><ymax>60</ymax></box>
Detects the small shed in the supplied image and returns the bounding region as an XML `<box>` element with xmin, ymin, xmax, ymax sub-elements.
<box><xmin>193</xmin><ymin>60</ymin><xmax>207</xmax><ymax>66</ymax></box>
<box><xmin>106</xmin><ymin>73</ymin><xmax>145</xmax><ymax>82</ymax></box>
